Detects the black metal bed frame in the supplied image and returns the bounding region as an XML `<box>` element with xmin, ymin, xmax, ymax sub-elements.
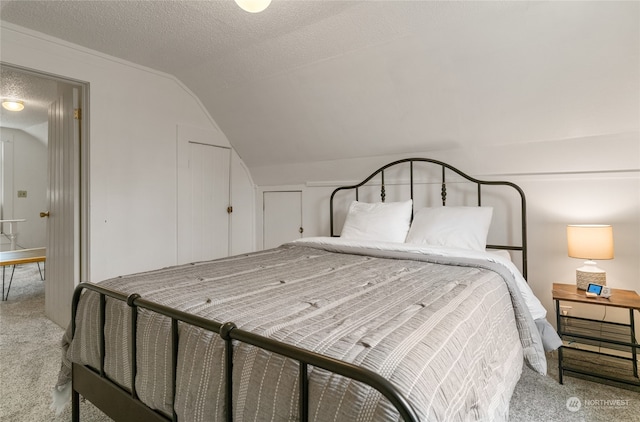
<box><xmin>329</xmin><ymin>158</ymin><xmax>528</xmax><ymax>279</ymax></box>
<box><xmin>70</xmin><ymin>283</ymin><xmax>420</xmax><ymax>422</ymax></box>
<box><xmin>70</xmin><ymin>157</ymin><xmax>528</xmax><ymax>421</ymax></box>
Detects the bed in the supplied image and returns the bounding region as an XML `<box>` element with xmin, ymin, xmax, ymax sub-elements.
<box><xmin>54</xmin><ymin>158</ymin><xmax>560</xmax><ymax>421</ymax></box>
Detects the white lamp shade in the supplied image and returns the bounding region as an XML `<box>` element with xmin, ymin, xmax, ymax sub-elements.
<box><xmin>567</xmin><ymin>224</ymin><xmax>614</xmax><ymax>260</ymax></box>
<box><xmin>234</xmin><ymin>0</ymin><xmax>271</xmax><ymax>13</ymax></box>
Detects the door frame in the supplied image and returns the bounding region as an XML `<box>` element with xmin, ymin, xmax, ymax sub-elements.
<box><xmin>0</xmin><ymin>134</ymin><xmax>15</xmax><ymax>229</ymax></box>
<box><xmin>1</xmin><ymin>62</ymin><xmax>90</xmax><ymax>290</ymax></box>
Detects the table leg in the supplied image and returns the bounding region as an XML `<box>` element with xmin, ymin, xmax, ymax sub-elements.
<box><xmin>3</xmin><ymin>265</ymin><xmax>16</xmax><ymax>301</ymax></box>
<box><xmin>555</xmin><ymin>298</ymin><xmax>564</xmax><ymax>384</ymax></box>
<box><xmin>631</xmin><ymin>309</ymin><xmax>638</xmax><ymax>379</ymax></box>
<box><xmin>37</xmin><ymin>262</ymin><xmax>44</xmax><ymax>280</ymax></box>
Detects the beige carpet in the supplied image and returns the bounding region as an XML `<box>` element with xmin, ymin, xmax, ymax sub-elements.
<box><xmin>0</xmin><ymin>264</ymin><xmax>111</xmax><ymax>421</ymax></box>
<box><xmin>1</xmin><ymin>263</ymin><xmax>638</xmax><ymax>421</ymax></box>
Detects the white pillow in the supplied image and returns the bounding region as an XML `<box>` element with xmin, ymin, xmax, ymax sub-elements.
<box><xmin>405</xmin><ymin>206</ymin><xmax>493</xmax><ymax>251</ymax></box>
<box><xmin>340</xmin><ymin>200</ymin><xmax>413</xmax><ymax>243</ymax></box>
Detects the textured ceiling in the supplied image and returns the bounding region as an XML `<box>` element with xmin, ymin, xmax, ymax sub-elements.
<box><xmin>1</xmin><ymin>1</ymin><xmax>638</xmax><ymax>168</ymax></box>
<box><xmin>0</xmin><ymin>66</ymin><xmax>59</xmax><ymax>135</ymax></box>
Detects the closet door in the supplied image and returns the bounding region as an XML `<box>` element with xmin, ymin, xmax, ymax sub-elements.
<box><xmin>177</xmin><ymin>126</ymin><xmax>230</xmax><ymax>265</ymax></box>
<box><xmin>263</xmin><ymin>191</ymin><xmax>302</xmax><ymax>250</ymax></box>
<box><xmin>188</xmin><ymin>143</ymin><xmax>230</xmax><ymax>262</ymax></box>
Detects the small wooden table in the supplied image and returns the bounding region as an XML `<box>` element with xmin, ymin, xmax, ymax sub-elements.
<box><xmin>0</xmin><ymin>247</ymin><xmax>46</xmax><ymax>301</ymax></box>
<box><xmin>552</xmin><ymin>283</ymin><xmax>640</xmax><ymax>386</ymax></box>
<box><xmin>552</xmin><ymin>283</ymin><xmax>640</xmax><ymax>311</ymax></box>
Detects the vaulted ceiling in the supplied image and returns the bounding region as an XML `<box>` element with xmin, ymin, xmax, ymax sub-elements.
<box><xmin>1</xmin><ymin>1</ymin><xmax>638</xmax><ymax>169</ymax></box>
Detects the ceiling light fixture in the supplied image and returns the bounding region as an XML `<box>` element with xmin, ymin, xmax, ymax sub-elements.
<box><xmin>234</xmin><ymin>0</ymin><xmax>271</xmax><ymax>13</ymax></box>
<box><xmin>2</xmin><ymin>100</ymin><xmax>25</xmax><ymax>112</ymax></box>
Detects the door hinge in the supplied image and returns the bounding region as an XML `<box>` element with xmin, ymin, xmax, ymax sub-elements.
<box><xmin>74</xmin><ymin>108</ymin><xmax>82</xmax><ymax>120</ymax></box>
<box><xmin>227</xmin><ymin>206</ymin><xmax>233</xmax><ymax>214</ymax></box>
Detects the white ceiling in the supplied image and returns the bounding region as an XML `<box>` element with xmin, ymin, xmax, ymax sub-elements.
<box><xmin>1</xmin><ymin>66</ymin><xmax>55</xmax><ymax>125</ymax></box>
<box><xmin>1</xmin><ymin>1</ymin><xmax>638</xmax><ymax>168</ymax></box>
<box><xmin>0</xmin><ymin>66</ymin><xmax>61</xmax><ymax>143</ymax></box>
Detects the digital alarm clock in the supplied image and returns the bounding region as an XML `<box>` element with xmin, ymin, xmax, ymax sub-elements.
<box><xmin>586</xmin><ymin>283</ymin><xmax>611</xmax><ymax>299</ymax></box>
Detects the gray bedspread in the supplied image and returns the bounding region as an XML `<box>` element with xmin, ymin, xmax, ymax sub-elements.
<box><xmin>57</xmin><ymin>242</ymin><xmax>547</xmax><ymax>421</ymax></box>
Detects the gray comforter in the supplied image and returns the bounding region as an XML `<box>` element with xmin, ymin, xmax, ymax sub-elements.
<box><xmin>58</xmin><ymin>242</ymin><xmax>547</xmax><ymax>421</ymax></box>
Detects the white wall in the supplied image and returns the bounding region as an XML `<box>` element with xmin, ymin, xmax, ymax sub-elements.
<box><xmin>2</xmin><ymin>19</ymin><xmax>637</xmax><ymax>333</ymax></box>
<box><xmin>0</xmin><ymin>127</ymin><xmax>47</xmax><ymax>249</ymax></box>
<box><xmin>257</xmin><ymin>132</ymin><xmax>640</xmax><ymax>328</ymax></box>
<box><xmin>0</xmin><ymin>23</ymin><xmax>256</xmax><ymax>282</ymax></box>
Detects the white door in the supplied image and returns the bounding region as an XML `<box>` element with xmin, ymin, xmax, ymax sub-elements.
<box><xmin>177</xmin><ymin>134</ymin><xmax>230</xmax><ymax>264</ymax></box>
<box><xmin>263</xmin><ymin>191</ymin><xmax>302</xmax><ymax>249</ymax></box>
<box><xmin>190</xmin><ymin>143</ymin><xmax>229</xmax><ymax>262</ymax></box>
<box><xmin>45</xmin><ymin>87</ymin><xmax>80</xmax><ymax>328</ymax></box>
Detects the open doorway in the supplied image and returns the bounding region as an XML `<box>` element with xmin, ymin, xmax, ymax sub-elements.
<box><xmin>1</xmin><ymin>67</ymin><xmax>51</xmax><ymax>250</ymax></box>
<box><xmin>0</xmin><ymin>63</ymin><xmax>88</xmax><ymax>327</ymax></box>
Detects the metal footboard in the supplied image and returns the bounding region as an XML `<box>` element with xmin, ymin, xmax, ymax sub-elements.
<box><xmin>71</xmin><ymin>282</ymin><xmax>420</xmax><ymax>422</ymax></box>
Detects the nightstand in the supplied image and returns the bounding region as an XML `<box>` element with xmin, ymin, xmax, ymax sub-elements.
<box><xmin>552</xmin><ymin>283</ymin><xmax>640</xmax><ymax>387</ymax></box>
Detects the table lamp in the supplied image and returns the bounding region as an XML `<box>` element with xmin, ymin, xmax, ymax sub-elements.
<box><xmin>567</xmin><ymin>224</ymin><xmax>614</xmax><ymax>290</ymax></box>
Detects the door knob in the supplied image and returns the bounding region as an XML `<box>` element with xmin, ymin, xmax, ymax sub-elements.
<box><xmin>40</xmin><ymin>211</ymin><xmax>50</xmax><ymax>218</ymax></box>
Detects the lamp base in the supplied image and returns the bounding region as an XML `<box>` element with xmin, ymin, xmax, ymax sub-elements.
<box><xmin>576</xmin><ymin>261</ymin><xmax>606</xmax><ymax>290</ymax></box>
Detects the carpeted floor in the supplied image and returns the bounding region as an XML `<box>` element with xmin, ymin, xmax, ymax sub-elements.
<box><xmin>1</xmin><ymin>264</ymin><xmax>638</xmax><ymax>421</ymax></box>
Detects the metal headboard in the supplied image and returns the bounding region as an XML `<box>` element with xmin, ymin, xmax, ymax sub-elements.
<box><xmin>329</xmin><ymin>158</ymin><xmax>528</xmax><ymax>279</ymax></box>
